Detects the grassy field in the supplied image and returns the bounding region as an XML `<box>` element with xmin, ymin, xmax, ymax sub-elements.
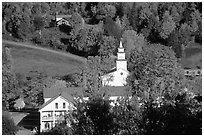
<box><xmin>4</xmin><ymin>42</ymin><xmax>85</xmax><ymax>77</ymax></box>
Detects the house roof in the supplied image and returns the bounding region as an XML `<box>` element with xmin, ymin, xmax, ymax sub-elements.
<box><xmin>56</xmin><ymin>15</ymin><xmax>72</xmax><ymax>22</ymax></box>
<box><xmin>56</xmin><ymin>15</ymin><xmax>72</xmax><ymax>19</ymax></box>
<box><xmin>44</xmin><ymin>80</ymin><xmax>84</xmax><ymax>98</ymax></box>
<box><xmin>39</xmin><ymin>92</ymin><xmax>75</xmax><ymax>110</ymax></box>
<box><xmin>179</xmin><ymin>42</ymin><xmax>202</xmax><ymax>69</ymax></box>
<box><xmin>44</xmin><ymin>86</ymin><xmax>84</xmax><ymax>98</ymax></box>
<box><xmin>184</xmin><ymin>42</ymin><xmax>202</xmax><ymax>58</ymax></box>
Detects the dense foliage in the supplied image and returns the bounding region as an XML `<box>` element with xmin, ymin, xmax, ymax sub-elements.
<box><xmin>2</xmin><ymin>2</ymin><xmax>202</xmax><ymax>58</ymax></box>
<box><xmin>2</xmin><ymin>46</ymin><xmax>20</xmax><ymax>110</ymax></box>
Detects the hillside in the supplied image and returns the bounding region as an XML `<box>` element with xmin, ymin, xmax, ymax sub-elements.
<box><xmin>3</xmin><ymin>40</ymin><xmax>86</xmax><ymax>77</ymax></box>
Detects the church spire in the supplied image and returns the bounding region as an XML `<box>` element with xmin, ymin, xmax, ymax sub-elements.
<box><xmin>119</xmin><ymin>40</ymin><xmax>123</xmax><ymax>48</ymax></box>
<box><xmin>116</xmin><ymin>40</ymin><xmax>127</xmax><ymax>70</ymax></box>
<box><xmin>118</xmin><ymin>40</ymin><xmax>125</xmax><ymax>53</ymax></box>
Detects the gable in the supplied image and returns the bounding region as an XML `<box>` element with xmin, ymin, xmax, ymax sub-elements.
<box><xmin>57</xmin><ymin>18</ymin><xmax>71</xmax><ymax>26</ymax></box>
<box><xmin>39</xmin><ymin>96</ymin><xmax>74</xmax><ymax>111</ymax></box>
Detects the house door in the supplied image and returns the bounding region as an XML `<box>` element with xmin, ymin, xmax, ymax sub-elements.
<box><xmin>45</xmin><ymin>122</ymin><xmax>50</xmax><ymax>130</ymax></box>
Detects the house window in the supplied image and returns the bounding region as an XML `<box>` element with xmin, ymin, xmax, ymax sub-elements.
<box><xmin>186</xmin><ymin>71</ymin><xmax>189</xmax><ymax>75</ymax></box>
<box><xmin>55</xmin><ymin>103</ymin><xmax>58</xmax><ymax>109</ymax></box>
<box><xmin>63</xmin><ymin>103</ymin><xmax>66</xmax><ymax>109</ymax></box>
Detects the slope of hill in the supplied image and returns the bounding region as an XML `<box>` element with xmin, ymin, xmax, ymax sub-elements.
<box><xmin>3</xmin><ymin>40</ymin><xmax>86</xmax><ymax>77</ymax></box>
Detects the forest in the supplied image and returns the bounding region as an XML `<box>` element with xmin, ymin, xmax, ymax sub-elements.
<box><xmin>2</xmin><ymin>2</ymin><xmax>202</xmax><ymax>57</ymax></box>
<box><xmin>2</xmin><ymin>2</ymin><xmax>202</xmax><ymax>135</ymax></box>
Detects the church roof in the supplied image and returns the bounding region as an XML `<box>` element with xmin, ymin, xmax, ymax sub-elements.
<box><xmin>100</xmin><ymin>86</ymin><xmax>131</xmax><ymax>96</ymax></box>
<box><xmin>103</xmin><ymin>67</ymin><xmax>117</xmax><ymax>75</ymax></box>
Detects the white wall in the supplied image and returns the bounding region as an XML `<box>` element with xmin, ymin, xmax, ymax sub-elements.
<box><xmin>40</xmin><ymin>96</ymin><xmax>74</xmax><ymax>112</ymax></box>
<box><xmin>102</xmin><ymin>69</ymin><xmax>129</xmax><ymax>86</ymax></box>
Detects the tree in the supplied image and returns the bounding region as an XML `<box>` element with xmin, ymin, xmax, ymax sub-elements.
<box><xmin>74</xmin><ymin>55</ymin><xmax>114</xmax><ymax>98</ymax></box>
<box><xmin>16</xmin><ymin>12</ymin><xmax>31</xmax><ymax>40</ymax></box>
<box><xmin>72</xmin><ymin>97</ymin><xmax>117</xmax><ymax>135</ymax></box>
<box><xmin>21</xmin><ymin>71</ymin><xmax>53</xmax><ymax>107</ymax></box>
<box><xmin>122</xmin><ymin>30</ymin><xmax>146</xmax><ymax>59</ymax></box>
<box><xmin>160</xmin><ymin>11</ymin><xmax>176</xmax><ymax>39</ymax></box>
<box><xmin>31</xmin><ymin>3</ymin><xmax>41</xmax><ymax>15</ymax></box>
<box><xmin>70</xmin><ymin>12</ymin><xmax>84</xmax><ymax>36</ymax></box>
<box><xmin>70</xmin><ymin>24</ymin><xmax>102</xmax><ymax>57</ymax></box>
<box><xmin>104</xmin><ymin>17</ymin><xmax>122</xmax><ymax>41</ymax></box>
<box><xmin>111</xmin><ymin>96</ymin><xmax>143</xmax><ymax>135</ymax></box>
<box><xmin>2</xmin><ymin>46</ymin><xmax>19</xmax><ymax>110</ymax></box>
<box><xmin>98</xmin><ymin>35</ymin><xmax>117</xmax><ymax>57</ymax></box>
<box><xmin>33</xmin><ymin>16</ymin><xmax>45</xmax><ymax>38</ymax></box>
<box><xmin>128</xmin><ymin>43</ymin><xmax>183</xmax><ymax>102</ymax></box>
<box><xmin>41</xmin><ymin>2</ymin><xmax>50</xmax><ymax>14</ymax></box>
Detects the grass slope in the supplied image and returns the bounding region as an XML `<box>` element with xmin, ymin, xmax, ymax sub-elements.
<box><xmin>4</xmin><ymin>42</ymin><xmax>85</xmax><ymax>77</ymax></box>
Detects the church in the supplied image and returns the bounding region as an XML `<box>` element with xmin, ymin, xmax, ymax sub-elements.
<box><xmin>101</xmin><ymin>41</ymin><xmax>129</xmax><ymax>86</ymax></box>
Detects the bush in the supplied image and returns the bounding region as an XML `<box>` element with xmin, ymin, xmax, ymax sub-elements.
<box><xmin>2</xmin><ymin>111</ymin><xmax>18</xmax><ymax>135</ymax></box>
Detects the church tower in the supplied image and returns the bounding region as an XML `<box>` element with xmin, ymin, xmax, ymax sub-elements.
<box><xmin>116</xmin><ymin>41</ymin><xmax>127</xmax><ymax>71</ymax></box>
<box><xmin>101</xmin><ymin>40</ymin><xmax>129</xmax><ymax>86</ymax></box>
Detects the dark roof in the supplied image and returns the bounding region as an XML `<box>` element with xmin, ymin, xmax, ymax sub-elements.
<box><xmin>44</xmin><ymin>86</ymin><xmax>84</xmax><ymax>98</ymax></box>
<box><xmin>179</xmin><ymin>43</ymin><xmax>202</xmax><ymax>69</ymax></box>
<box><xmin>56</xmin><ymin>15</ymin><xmax>72</xmax><ymax>19</ymax></box>
<box><xmin>184</xmin><ymin>47</ymin><xmax>202</xmax><ymax>59</ymax></box>
<box><xmin>179</xmin><ymin>55</ymin><xmax>202</xmax><ymax>69</ymax></box>
<box><xmin>100</xmin><ymin>86</ymin><xmax>131</xmax><ymax>96</ymax></box>
<box><xmin>44</xmin><ymin>80</ymin><xmax>84</xmax><ymax>98</ymax></box>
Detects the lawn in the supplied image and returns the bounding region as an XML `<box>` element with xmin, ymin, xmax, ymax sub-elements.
<box><xmin>5</xmin><ymin>43</ymin><xmax>85</xmax><ymax>77</ymax></box>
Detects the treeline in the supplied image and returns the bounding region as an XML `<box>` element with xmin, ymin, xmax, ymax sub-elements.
<box><xmin>2</xmin><ymin>2</ymin><xmax>202</xmax><ymax>58</ymax></box>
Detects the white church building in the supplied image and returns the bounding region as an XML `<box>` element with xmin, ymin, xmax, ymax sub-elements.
<box><xmin>101</xmin><ymin>41</ymin><xmax>129</xmax><ymax>86</ymax></box>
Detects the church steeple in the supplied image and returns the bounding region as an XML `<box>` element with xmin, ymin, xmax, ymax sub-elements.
<box><xmin>116</xmin><ymin>41</ymin><xmax>127</xmax><ymax>71</ymax></box>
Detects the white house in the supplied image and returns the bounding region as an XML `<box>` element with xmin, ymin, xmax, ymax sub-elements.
<box><xmin>101</xmin><ymin>41</ymin><xmax>129</xmax><ymax>86</ymax></box>
<box><xmin>56</xmin><ymin>15</ymin><xmax>72</xmax><ymax>26</ymax></box>
<box><xmin>39</xmin><ymin>80</ymin><xmax>83</xmax><ymax>132</ymax></box>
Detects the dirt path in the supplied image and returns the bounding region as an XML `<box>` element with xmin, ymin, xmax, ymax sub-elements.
<box><xmin>2</xmin><ymin>40</ymin><xmax>87</xmax><ymax>63</ymax></box>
